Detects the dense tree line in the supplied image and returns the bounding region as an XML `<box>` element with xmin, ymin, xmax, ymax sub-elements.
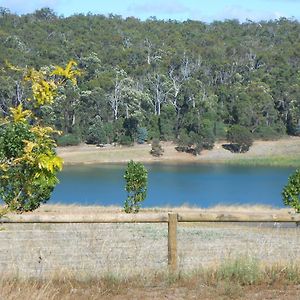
<box><xmin>1</xmin><ymin>7</ymin><xmax>300</xmax><ymax>153</ymax></box>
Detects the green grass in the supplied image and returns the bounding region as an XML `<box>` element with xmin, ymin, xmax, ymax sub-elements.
<box><xmin>222</xmin><ymin>156</ymin><xmax>300</xmax><ymax>167</ymax></box>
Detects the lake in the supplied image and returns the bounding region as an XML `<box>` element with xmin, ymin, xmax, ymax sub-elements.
<box><xmin>48</xmin><ymin>163</ymin><xmax>295</xmax><ymax>208</ymax></box>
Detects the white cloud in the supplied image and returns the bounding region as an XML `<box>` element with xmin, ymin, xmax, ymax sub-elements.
<box><xmin>0</xmin><ymin>0</ymin><xmax>62</xmax><ymax>14</ymax></box>
<box><xmin>215</xmin><ymin>5</ymin><xmax>288</xmax><ymax>22</ymax></box>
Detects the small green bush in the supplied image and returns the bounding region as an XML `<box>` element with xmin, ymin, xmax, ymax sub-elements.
<box><xmin>214</xmin><ymin>121</ymin><xmax>227</xmax><ymax>140</ymax></box>
<box><xmin>255</xmin><ymin>126</ymin><xmax>284</xmax><ymax>141</ymax></box>
<box><xmin>227</xmin><ymin>125</ymin><xmax>253</xmax><ymax>153</ymax></box>
<box><xmin>119</xmin><ymin>135</ymin><xmax>134</xmax><ymax>146</ymax></box>
<box><xmin>137</xmin><ymin>127</ymin><xmax>148</xmax><ymax>144</ymax></box>
<box><xmin>150</xmin><ymin>139</ymin><xmax>164</xmax><ymax>157</ymax></box>
<box><xmin>217</xmin><ymin>256</ymin><xmax>261</xmax><ymax>285</ymax></box>
<box><xmin>124</xmin><ymin>160</ymin><xmax>148</xmax><ymax>213</ymax></box>
<box><xmin>56</xmin><ymin>134</ymin><xmax>81</xmax><ymax>146</ymax></box>
<box><xmin>86</xmin><ymin>123</ymin><xmax>108</xmax><ymax>145</ymax></box>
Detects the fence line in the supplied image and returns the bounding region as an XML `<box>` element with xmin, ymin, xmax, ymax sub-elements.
<box><xmin>1</xmin><ymin>212</ymin><xmax>299</xmax><ymax>272</ymax></box>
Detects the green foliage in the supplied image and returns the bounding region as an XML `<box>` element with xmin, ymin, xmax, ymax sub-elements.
<box><xmin>227</xmin><ymin>125</ymin><xmax>253</xmax><ymax>153</ymax></box>
<box><xmin>119</xmin><ymin>135</ymin><xmax>133</xmax><ymax>146</ymax></box>
<box><xmin>176</xmin><ymin>120</ymin><xmax>215</xmax><ymax>155</ymax></box>
<box><xmin>124</xmin><ymin>160</ymin><xmax>148</xmax><ymax>213</ymax></box>
<box><xmin>0</xmin><ymin>120</ymin><xmax>63</xmax><ymax>212</ymax></box>
<box><xmin>159</xmin><ymin>105</ymin><xmax>176</xmax><ymax>140</ymax></box>
<box><xmin>57</xmin><ymin>133</ymin><xmax>81</xmax><ymax>146</ymax></box>
<box><xmin>217</xmin><ymin>256</ymin><xmax>261</xmax><ymax>286</ymax></box>
<box><xmin>0</xmin><ymin>12</ymin><xmax>299</xmax><ymax>146</ymax></box>
<box><xmin>255</xmin><ymin>125</ymin><xmax>285</xmax><ymax>141</ymax></box>
<box><xmin>213</xmin><ymin>122</ymin><xmax>227</xmax><ymax>140</ymax></box>
<box><xmin>86</xmin><ymin>116</ymin><xmax>108</xmax><ymax>145</ymax></box>
<box><xmin>282</xmin><ymin>169</ymin><xmax>300</xmax><ymax>212</ymax></box>
<box><xmin>0</xmin><ymin>61</ymin><xmax>80</xmax><ymax>212</ymax></box>
<box><xmin>123</xmin><ymin>117</ymin><xmax>139</xmax><ymax>140</ymax></box>
<box><xmin>150</xmin><ymin>139</ymin><xmax>164</xmax><ymax>157</ymax></box>
<box><xmin>147</xmin><ymin>116</ymin><xmax>160</xmax><ymax>140</ymax></box>
<box><xmin>137</xmin><ymin>127</ymin><xmax>148</xmax><ymax>144</ymax></box>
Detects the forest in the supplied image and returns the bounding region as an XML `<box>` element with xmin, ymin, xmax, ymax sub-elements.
<box><xmin>1</xmin><ymin>7</ymin><xmax>300</xmax><ymax>153</ymax></box>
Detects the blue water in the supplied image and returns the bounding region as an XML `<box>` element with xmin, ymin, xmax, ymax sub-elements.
<box><xmin>48</xmin><ymin>163</ymin><xmax>295</xmax><ymax>208</ymax></box>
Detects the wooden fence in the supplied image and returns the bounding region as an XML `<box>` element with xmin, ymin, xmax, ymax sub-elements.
<box><xmin>1</xmin><ymin>212</ymin><xmax>299</xmax><ymax>272</ymax></box>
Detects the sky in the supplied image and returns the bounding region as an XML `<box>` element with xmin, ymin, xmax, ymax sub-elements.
<box><xmin>1</xmin><ymin>0</ymin><xmax>300</xmax><ymax>23</ymax></box>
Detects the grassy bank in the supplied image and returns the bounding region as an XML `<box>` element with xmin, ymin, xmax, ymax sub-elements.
<box><xmin>1</xmin><ymin>257</ymin><xmax>300</xmax><ymax>299</ymax></box>
<box><xmin>221</xmin><ymin>155</ymin><xmax>300</xmax><ymax>168</ymax></box>
<box><xmin>57</xmin><ymin>138</ymin><xmax>300</xmax><ymax>167</ymax></box>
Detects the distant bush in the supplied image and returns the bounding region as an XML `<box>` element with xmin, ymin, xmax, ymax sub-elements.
<box><xmin>86</xmin><ymin>125</ymin><xmax>108</xmax><ymax>145</ymax></box>
<box><xmin>57</xmin><ymin>134</ymin><xmax>81</xmax><ymax>146</ymax></box>
<box><xmin>150</xmin><ymin>139</ymin><xmax>164</xmax><ymax>157</ymax></box>
<box><xmin>119</xmin><ymin>135</ymin><xmax>133</xmax><ymax>146</ymax></box>
<box><xmin>255</xmin><ymin>125</ymin><xmax>285</xmax><ymax>141</ymax></box>
<box><xmin>137</xmin><ymin>127</ymin><xmax>148</xmax><ymax>144</ymax></box>
<box><xmin>214</xmin><ymin>121</ymin><xmax>227</xmax><ymax>140</ymax></box>
<box><xmin>147</xmin><ymin>115</ymin><xmax>160</xmax><ymax>140</ymax></box>
<box><xmin>226</xmin><ymin>125</ymin><xmax>253</xmax><ymax>153</ymax></box>
<box><xmin>176</xmin><ymin>125</ymin><xmax>215</xmax><ymax>156</ymax></box>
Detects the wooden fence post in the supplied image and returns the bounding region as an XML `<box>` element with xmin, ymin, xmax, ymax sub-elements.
<box><xmin>168</xmin><ymin>212</ymin><xmax>178</xmax><ymax>272</ymax></box>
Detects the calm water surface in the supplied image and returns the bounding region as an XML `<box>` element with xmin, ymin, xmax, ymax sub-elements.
<box><xmin>49</xmin><ymin>164</ymin><xmax>295</xmax><ymax>208</ymax></box>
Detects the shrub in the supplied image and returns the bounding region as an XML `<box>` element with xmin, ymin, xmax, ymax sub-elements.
<box><xmin>255</xmin><ymin>125</ymin><xmax>284</xmax><ymax>141</ymax></box>
<box><xmin>227</xmin><ymin>125</ymin><xmax>253</xmax><ymax>153</ymax></box>
<box><xmin>119</xmin><ymin>135</ymin><xmax>134</xmax><ymax>146</ymax></box>
<box><xmin>86</xmin><ymin>125</ymin><xmax>108</xmax><ymax>145</ymax></box>
<box><xmin>217</xmin><ymin>256</ymin><xmax>261</xmax><ymax>285</ymax></box>
<box><xmin>147</xmin><ymin>115</ymin><xmax>160</xmax><ymax>140</ymax></box>
<box><xmin>176</xmin><ymin>127</ymin><xmax>215</xmax><ymax>156</ymax></box>
<box><xmin>57</xmin><ymin>133</ymin><xmax>81</xmax><ymax>146</ymax></box>
<box><xmin>123</xmin><ymin>117</ymin><xmax>138</xmax><ymax>140</ymax></box>
<box><xmin>150</xmin><ymin>139</ymin><xmax>164</xmax><ymax>157</ymax></box>
<box><xmin>282</xmin><ymin>169</ymin><xmax>300</xmax><ymax>212</ymax></box>
<box><xmin>177</xmin><ymin>129</ymin><xmax>192</xmax><ymax>151</ymax></box>
<box><xmin>124</xmin><ymin>160</ymin><xmax>148</xmax><ymax>213</ymax></box>
<box><xmin>213</xmin><ymin>121</ymin><xmax>227</xmax><ymax>140</ymax></box>
<box><xmin>0</xmin><ymin>61</ymin><xmax>81</xmax><ymax>212</ymax></box>
<box><xmin>137</xmin><ymin>127</ymin><xmax>148</xmax><ymax>144</ymax></box>
<box><xmin>0</xmin><ymin>112</ymin><xmax>63</xmax><ymax>212</ymax></box>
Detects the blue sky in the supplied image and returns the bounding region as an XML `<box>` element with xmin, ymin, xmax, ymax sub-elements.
<box><xmin>1</xmin><ymin>0</ymin><xmax>300</xmax><ymax>22</ymax></box>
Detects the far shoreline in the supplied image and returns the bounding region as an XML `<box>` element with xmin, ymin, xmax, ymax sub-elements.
<box><xmin>57</xmin><ymin>137</ymin><xmax>300</xmax><ymax>167</ymax></box>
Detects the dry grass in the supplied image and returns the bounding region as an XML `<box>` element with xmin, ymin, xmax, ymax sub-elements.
<box><xmin>1</xmin><ymin>205</ymin><xmax>299</xmax><ymax>299</ymax></box>
<box><xmin>1</xmin><ymin>259</ymin><xmax>300</xmax><ymax>300</ymax></box>
<box><xmin>32</xmin><ymin>203</ymin><xmax>292</xmax><ymax>215</ymax></box>
<box><xmin>1</xmin><ymin>213</ymin><xmax>299</xmax><ymax>278</ymax></box>
<box><xmin>57</xmin><ymin>137</ymin><xmax>300</xmax><ymax>166</ymax></box>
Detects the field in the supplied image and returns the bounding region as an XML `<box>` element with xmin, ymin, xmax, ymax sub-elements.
<box><xmin>57</xmin><ymin>137</ymin><xmax>300</xmax><ymax>167</ymax></box>
<box><xmin>1</xmin><ymin>205</ymin><xmax>300</xmax><ymax>299</ymax></box>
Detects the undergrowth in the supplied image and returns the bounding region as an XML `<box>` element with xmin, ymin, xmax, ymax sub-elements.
<box><xmin>1</xmin><ymin>257</ymin><xmax>300</xmax><ymax>299</ymax></box>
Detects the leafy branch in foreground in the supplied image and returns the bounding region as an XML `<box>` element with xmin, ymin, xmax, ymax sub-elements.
<box><xmin>282</xmin><ymin>169</ymin><xmax>300</xmax><ymax>213</ymax></box>
<box><xmin>0</xmin><ymin>61</ymin><xmax>81</xmax><ymax>212</ymax></box>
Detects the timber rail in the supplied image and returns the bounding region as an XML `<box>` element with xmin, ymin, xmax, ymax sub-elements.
<box><xmin>1</xmin><ymin>212</ymin><xmax>299</xmax><ymax>272</ymax></box>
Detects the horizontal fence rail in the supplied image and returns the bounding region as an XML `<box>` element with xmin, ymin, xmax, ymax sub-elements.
<box><xmin>1</xmin><ymin>212</ymin><xmax>299</xmax><ymax>272</ymax></box>
<box><xmin>1</xmin><ymin>212</ymin><xmax>300</xmax><ymax>223</ymax></box>
<box><xmin>0</xmin><ymin>213</ymin><xmax>169</xmax><ymax>223</ymax></box>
